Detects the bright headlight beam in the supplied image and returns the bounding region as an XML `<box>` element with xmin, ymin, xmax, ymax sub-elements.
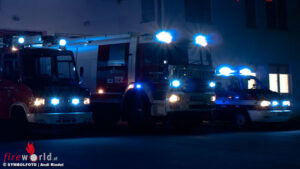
<box><xmin>260</xmin><ymin>100</ymin><xmax>271</xmax><ymax>107</ymax></box>
<box><xmin>168</xmin><ymin>94</ymin><xmax>180</xmax><ymax>103</ymax></box>
<box><xmin>33</xmin><ymin>98</ymin><xmax>45</xmax><ymax>107</ymax></box>
<box><xmin>282</xmin><ymin>100</ymin><xmax>290</xmax><ymax>107</ymax></box>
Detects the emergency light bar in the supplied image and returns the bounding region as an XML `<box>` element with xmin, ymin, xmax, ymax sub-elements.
<box><xmin>194</xmin><ymin>34</ymin><xmax>208</xmax><ymax>47</ymax></box>
<box><xmin>155</xmin><ymin>30</ymin><xmax>173</xmax><ymax>44</ymax></box>
<box><xmin>17</xmin><ymin>37</ymin><xmax>25</xmax><ymax>44</ymax></box>
<box><xmin>216</xmin><ymin>65</ymin><xmax>255</xmax><ymax>76</ymax></box>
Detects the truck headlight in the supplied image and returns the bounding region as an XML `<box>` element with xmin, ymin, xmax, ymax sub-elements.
<box><xmin>33</xmin><ymin>98</ymin><xmax>45</xmax><ymax>107</ymax></box>
<box><xmin>260</xmin><ymin>100</ymin><xmax>271</xmax><ymax>107</ymax></box>
<box><xmin>282</xmin><ymin>100</ymin><xmax>291</xmax><ymax>107</ymax></box>
<box><xmin>211</xmin><ymin>95</ymin><xmax>216</xmax><ymax>102</ymax></box>
<box><xmin>168</xmin><ymin>94</ymin><xmax>180</xmax><ymax>103</ymax></box>
<box><xmin>84</xmin><ymin>98</ymin><xmax>90</xmax><ymax>105</ymax></box>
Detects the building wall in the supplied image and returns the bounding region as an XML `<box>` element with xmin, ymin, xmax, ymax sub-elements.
<box><xmin>1</xmin><ymin>0</ymin><xmax>299</xmax><ymax>110</ymax></box>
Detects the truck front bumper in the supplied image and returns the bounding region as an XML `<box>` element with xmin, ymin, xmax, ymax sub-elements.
<box><xmin>248</xmin><ymin>110</ymin><xmax>292</xmax><ymax>122</ymax></box>
<box><xmin>26</xmin><ymin>112</ymin><xmax>92</xmax><ymax>125</ymax></box>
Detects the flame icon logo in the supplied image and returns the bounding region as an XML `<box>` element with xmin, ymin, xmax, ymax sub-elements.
<box><xmin>26</xmin><ymin>141</ymin><xmax>38</xmax><ymax>162</ymax></box>
<box><xmin>26</xmin><ymin>142</ymin><xmax>35</xmax><ymax>155</ymax></box>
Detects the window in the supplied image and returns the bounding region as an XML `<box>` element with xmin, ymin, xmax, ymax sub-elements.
<box><xmin>107</xmin><ymin>44</ymin><xmax>126</xmax><ymax>66</ymax></box>
<box><xmin>269</xmin><ymin>73</ymin><xmax>278</xmax><ymax>92</ymax></box>
<box><xmin>245</xmin><ymin>0</ymin><xmax>256</xmax><ymax>28</ymax></box>
<box><xmin>279</xmin><ymin>74</ymin><xmax>289</xmax><ymax>93</ymax></box>
<box><xmin>141</xmin><ymin>0</ymin><xmax>155</xmax><ymax>23</ymax></box>
<box><xmin>269</xmin><ymin>64</ymin><xmax>290</xmax><ymax>93</ymax></box>
<box><xmin>98</xmin><ymin>44</ymin><xmax>127</xmax><ymax>67</ymax></box>
<box><xmin>265</xmin><ymin>0</ymin><xmax>287</xmax><ymax>30</ymax></box>
<box><xmin>188</xmin><ymin>47</ymin><xmax>211</xmax><ymax>66</ymax></box>
<box><xmin>184</xmin><ymin>0</ymin><xmax>211</xmax><ymax>23</ymax></box>
<box><xmin>277</xmin><ymin>0</ymin><xmax>287</xmax><ymax>29</ymax></box>
<box><xmin>0</xmin><ymin>53</ymin><xmax>19</xmax><ymax>81</ymax></box>
<box><xmin>96</xmin><ymin>44</ymin><xmax>129</xmax><ymax>91</ymax></box>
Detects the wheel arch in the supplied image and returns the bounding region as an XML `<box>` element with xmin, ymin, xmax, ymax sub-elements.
<box><xmin>9</xmin><ymin>102</ymin><xmax>29</xmax><ymax>119</ymax></box>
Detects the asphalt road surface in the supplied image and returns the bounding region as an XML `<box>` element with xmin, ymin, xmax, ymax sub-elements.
<box><xmin>0</xmin><ymin>124</ymin><xmax>300</xmax><ymax>169</ymax></box>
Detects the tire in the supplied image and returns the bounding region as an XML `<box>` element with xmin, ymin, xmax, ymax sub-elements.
<box><xmin>126</xmin><ymin>94</ymin><xmax>154</xmax><ymax>130</ymax></box>
<box><xmin>235</xmin><ymin>112</ymin><xmax>251</xmax><ymax>129</ymax></box>
<box><xmin>10</xmin><ymin>107</ymin><xmax>29</xmax><ymax>136</ymax></box>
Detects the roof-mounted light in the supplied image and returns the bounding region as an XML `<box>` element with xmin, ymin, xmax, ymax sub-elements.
<box><xmin>155</xmin><ymin>30</ymin><xmax>173</xmax><ymax>44</ymax></box>
<box><xmin>217</xmin><ymin>66</ymin><xmax>235</xmax><ymax>76</ymax></box>
<box><xmin>17</xmin><ymin>36</ymin><xmax>25</xmax><ymax>44</ymax></box>
<box><xmin>239</xmin><ymin>68</ymin><xmax>252</xmax><ymax>76</ymax></box>
<box><xmin>194</xmin><ymin>34</ymin><xmax>208</xmax><ymax>47</ymax></box>
<box><xmin>59</xmin><ymin>39</ymin><xmax>67</xmax><ymax>46</ymax></box>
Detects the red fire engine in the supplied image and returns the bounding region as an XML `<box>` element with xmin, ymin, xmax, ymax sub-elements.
<box><xmin>0</xmin><ymin>35</ymin><xmax>92</xmax><ymax>129</ymax></box>
<box><xmin>67</xmin><ymin>31</ymin><xmax>216</xmax><ymax>129</ymax></box>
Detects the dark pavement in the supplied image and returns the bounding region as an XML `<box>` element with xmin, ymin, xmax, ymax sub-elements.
<box><xmin>0</xmin><ymin>124</ymin><xmax>300</xmax><ymax>169</ymax></box>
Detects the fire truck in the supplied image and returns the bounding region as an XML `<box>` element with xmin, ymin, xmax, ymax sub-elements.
<box><xmin>70</xmin><ymin>31</ymin><xmax>216</xmax><ymax>129</ymax></box>
<box><xmin>214</xmin><ymin>65</ymin><xmax>293</xmax><ymax>128</ymax></box>
<box><xmin>0</xmin><ymin>35</ymin><xmax>92</xmax><ymax>127</ymax></box>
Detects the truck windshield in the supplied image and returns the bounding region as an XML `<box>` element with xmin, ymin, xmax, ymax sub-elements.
<box><xmin>142</xmin><ymin>42</ymin><xmax>212</xmax><ymax>66</ymax></box>
<box><xmin>241</xmin><ymin>76</ymin><xmax>266</xmax><ymax>90</ymax></box>
<box><xmin>22</xmin><ymin>53</ymin><xmax>78</xmax><ymax>83</ymax></box>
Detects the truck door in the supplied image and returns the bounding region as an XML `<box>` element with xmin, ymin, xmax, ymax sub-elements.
<box><xmin>96</xmin><ymin>43</ymin><xmax>129</xmax><ymax>95</ymax></box>
<box><xmin>215</xmin><ymin>76</ymin><xmax>241</xmax><ymax>120</ymax></box>
<box><xmin>136</xmin><ymin>43</ymin><xmax>169</xmax><ymax>100</ymax></box>
<box><xmin>0</xmin><ymin>52</ymin><xmax>20</xmax><ymax>119</ymax></box>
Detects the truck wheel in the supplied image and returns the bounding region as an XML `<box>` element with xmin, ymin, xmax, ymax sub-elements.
<box><xmin>235</xmin><ymin>112</ymin><xmax>251</xmax><ymax>129</ymax></box>
<box><xmin>10</xmin><ymin>107</ymin><xmax>29</xmax><ymax>136</ymax></box>
<box><xmin>127</xmin><ymin>95</ymin><xmax>154</xmax><ymax>130</ymax></box>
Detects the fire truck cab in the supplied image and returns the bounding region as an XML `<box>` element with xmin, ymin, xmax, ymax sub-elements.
<box><xmin>90</xmin><ymin>31</ymin><xmax>216</xmax><ymax>129</ymax></box>
<box><xmin>214</xmin><ymin>66</ymin><xmax>293</xmax><ymax>128</ymax></box>
<box><xmin>0</xmin><ymin>36</ymin><xmax>92</xmax><ymax>126</ymax></box>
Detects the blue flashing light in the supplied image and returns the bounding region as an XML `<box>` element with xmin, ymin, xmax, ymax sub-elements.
<box><xmin>71</xmin><ymin>98</ymin><xmax>80</xmax><ymax>106</ymax></box>
<box><xmin>50</xmin><ymin>97</ymin><xmax>60</xmax><ymax>106</ymax></box>
<box><xmin>217</xmin><ymin>66</ymin><xmax>235</xmax><ymax>76</ymax></box>
<box><xmin>194</xmin><ymin>34</ymin><xmax>208</xmax><ymax>47</ymax></box>
<box><xmin>271</xmin><ymin>100</ymin><xmax>279</xmax><ymax>107</ymax></box>
<box><xmin>18</xmin><ymin>37</ymin><xmax>25</xmax><ymax>44</ymax></box>
<box><xmin>59</xmin><ymin>39</ymin><xmax>67</xmax><ymax>46</ymax></box>
<box><xmin>135</xmin><ymin>83</ymin><xmax>142</xmax><ymax>89</ymax></box>
<box><xmin>155</xmin><ymin>30</ymin><xmax>173</xmax><ymax>44</ymax></box>
<box><xmin>170</xmin><ymin>79</ymin><xmax>181</xmax><ymax>88</ymax></box>
<box><xmin>239</xmin><ymin>68</ymin><xmax>252</xmax><ymax>76</ymax></box>
<box><xmin>209</xmin><ymin>81</ymin><xmax>216</xmax><ymax>88</ymax></box>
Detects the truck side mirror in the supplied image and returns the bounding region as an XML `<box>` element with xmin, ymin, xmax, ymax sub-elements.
<box><xmin>80</xmin><ymin>67</ymin><xmax>84</xmax><ymax>78</ymax></box>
